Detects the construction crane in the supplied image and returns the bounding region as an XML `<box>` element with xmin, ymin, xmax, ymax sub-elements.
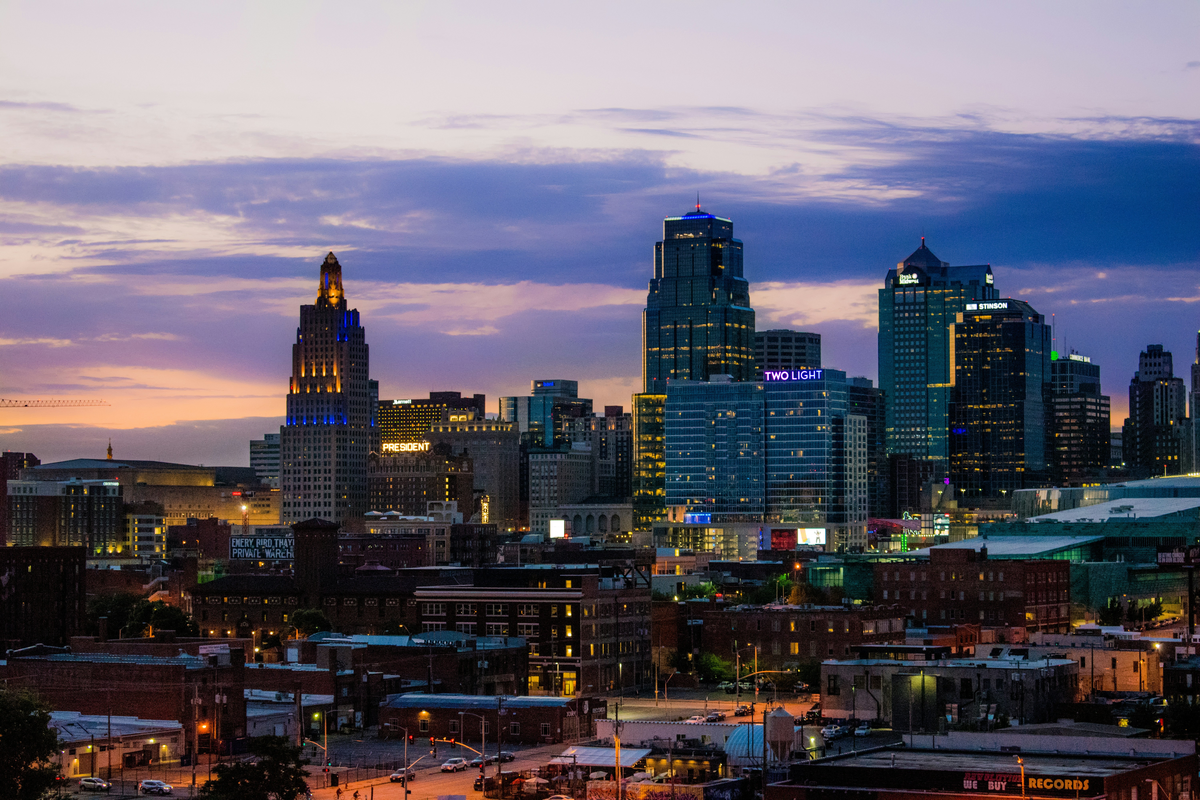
<box><xmin>0</xmin><ymin>398</ymin><xmax>109</xmax><ymax>408</ymax></box>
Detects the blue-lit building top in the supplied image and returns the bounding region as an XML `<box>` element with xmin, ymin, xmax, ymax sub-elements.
<box><xmin>499</xmin><ymin>379</ymin><xmax>592</xmax><ymax>448</ymax></box>
<box><xmin>643</xmin><ymin>208</ymin><xmax>755</xmax><ymax>393</ymax></box>
<box><xmin>281</xmin><ymin>253</ymin><xmax>377</xmax><ymax>524</ymax></box>
<box><xmin>663</xmin><ymin>370</ymin><xmax>868</xmax><ymax>550</ymax></box>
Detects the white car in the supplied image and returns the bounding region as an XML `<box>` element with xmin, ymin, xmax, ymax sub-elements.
<box><xmin>441</xmin><ymin>757</ymin><xmax>469</xmax><ymax>772</ymax></box>
<box><xmin>138</xmin><ymin>780</ymin><xmax>173</xmax><ymax>796</ymax></box>
<box><xmin>684</xmin><ymin>715</ymin><xmax>707</xmax><ymax>723</ymax></box>
<box><xmin>80</xmin><ymin>777</ymin><xmax>112</xmax><ymax>792</ymax></box>
<box><xmin>854</xmin><ymin>724</ymin><xmax>871</xmax><ymax>737</ymax></box>
<box><xmin>820</xmin><ymin>724</ymin><xmax>845</xmax><ymax>739</ymax></box>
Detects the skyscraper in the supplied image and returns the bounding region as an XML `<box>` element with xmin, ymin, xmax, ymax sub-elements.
<box><xmin>1192</xmin><ymin>332</ymin><xmax>1200</xmax><ymax>471</ymax></box>
<box><xmin>280</xmin><ymin>253</ymin><xmax>376</xmax><ymax>524</ymax></box>
<box><xmin>754</xmin><ymin>329</ymin><xmax>821</xmax><ymax>380</ymax></box>
<box><xmin>1048</xmin><ymin>351</ymin><xmax>1111</xmax><ymax>485</ymax></box>
<box><xmin>249</xmin><ymin>433</ymin><xmax>280</xmax><ymax>488</ymax></box>
<box><xmin>499</xmin><ymin>380</ymin><xmax>592</xmax><ymax>448</ymax></box>
<box><xmin>643</xmin><ymin>206</ymin><xmax>755</xmax><ymax>393</ymax></box>
<box><xmin>378</xmin><ymin>392</ymin><xmax>486</xmax><ymax>447</ymax></box>
<box><xmin>1122</xmin><ymin>344</ymin><xmax>1193</xmax><ymax>478</ymax></box>
<box><xmin>948</xmin><ymin>299</ymin><xmax>1051</xmax><ymax>501</ymax></box>
<box><xmin>878</xmin><ymin>239</ymin><xmax>998</xmax><ymax>467</ymax></box>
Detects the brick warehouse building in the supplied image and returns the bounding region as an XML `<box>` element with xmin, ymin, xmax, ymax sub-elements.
<box><xmin>2</xmin><ymin>647</ymin><xmax>247</xmax><ymax>758</ymax></box>
<box><xmin>378</xmin><ymin>693</ymin><xmax>606</xmax><ymax>746</ymax></box>
<box><xmin>874</xmin><ymin>546</ymin><xmax>1071</xmax><ymax>634</ymax></box>
<box><xmin>701</xmin><ymin>603</ymin><xmax>907</xmax><ymax>670</ymax></box>
<box><xmin>414</xmin><ymin>563</ymin><xmax>653</xmax><ymax>696</ymax></box>
<box><xmin>0</xmin><ymin>546</ymin><xmax>86</xmax><ymax>648</ymax></box>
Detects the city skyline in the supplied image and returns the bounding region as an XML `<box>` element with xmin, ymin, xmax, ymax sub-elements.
<box><xmin>1</xmin><ymin>2</ymin><xmax>1198</xmax><ymax>466</ymax></box>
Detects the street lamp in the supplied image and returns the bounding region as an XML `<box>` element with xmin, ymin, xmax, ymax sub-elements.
<box><xmin>1016</xmin><ymin>757</ymin><xmax>1025</xmax><ymax>800</ymax></box>
<box><xmin>459</xmin><ymin>711</ymin><xmax>487</xmax><ymax>770</ymax></box>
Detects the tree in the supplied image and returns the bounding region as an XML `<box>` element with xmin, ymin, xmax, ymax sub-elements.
<box><xmin>199</xmin><ymin>736</ymin><xmax>310</xmax><ymax>800</ymax></box>
<box><xmin>86</xmin><ymin>591</ymin><xmax>145</xmax><ymax>635</ymax></box>
<box><xmin>0</xmin><ymin>688</ymin><xmax>61</xmax><ymax>800</ymax></box>
<box><xmin>122</xmin><ymin>600</ymin><xmax>200</xmax><ymax>638</ymax></box>
<box><xmin>289</xmin><ymin>608</ymin><xmax>332</xmax><ymax>638</ymax></box>
<box><xmin>1097</xmin><ymin>601</ymin><xmax>1124</xmax><ymax>627</ymax></box>
<box><xmin>694</xmin><ymin>652</ymin><xmax>734</xmax><ymax>683</ymax></box>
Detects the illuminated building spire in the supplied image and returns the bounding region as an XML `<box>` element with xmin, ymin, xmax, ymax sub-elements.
<box><xmin>317</xmin><ymin>251</ymin><xmax>345</xmax><ymax>308</ymax></box>
<box><xmin>106</xmin><ymin>439</ymin><xmax>113</xmax><ymax>460</ymax></box>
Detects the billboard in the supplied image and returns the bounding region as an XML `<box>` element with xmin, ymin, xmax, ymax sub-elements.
<box><xmin>230</xmin><ymin>530</ymin><xmax>294</xmax><ymax>561</ymax></box>
<box><xmin>548</xmin><ymin>519</ymin><xmax>566</xmax><ymax>539</ymax></box>
<box><xmin>798</xmin><ymin>528</ymin><xmax>826</xmax><ymax>546</ymax></box>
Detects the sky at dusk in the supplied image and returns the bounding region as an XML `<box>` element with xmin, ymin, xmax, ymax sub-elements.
<box><xmin>1</xmin><ymin>1</ymin><xmax>1198</xmax><ymax>466</ymax></box>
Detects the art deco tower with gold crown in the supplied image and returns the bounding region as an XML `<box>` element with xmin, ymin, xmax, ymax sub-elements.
<box><xmin>280</xmin><ymin>253</ymin><xmax>378</xmax><ymax>523</ymax></box>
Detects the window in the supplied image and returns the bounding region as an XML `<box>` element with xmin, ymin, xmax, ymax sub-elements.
<box><xmin>827</xmin><ymin>674</ymin><xmax>840</xmax><ymax>695</ymax></box>
<box><xmin>449</xmin><ymin>720</ymin><xmax>460</xmax><ymax>734</ymax></box>
<box><xmin>423</xmin><ymin>602</ymin><xmax>446</xmax><ymax>616</ymax></box>
<box><xmin>419</xmin><ymin>719</ymin><xmax>429</xmax><ymax>732</ymax></box>
<box><xmin>518</xmin><ymin>623</ymin><xmax>538</xmax><ymax>637</ymax></box>
<box><xmin>487</xmin><ymin>623</ymin><xmax>509</xmax><ymax>636</ymax></box>
<box><xmin>540</xmin><ymin>723</ymin><xmax>551</xmax><ymax>737</ymax></box>
<box><xmin>456</xmin><ymin>623</ymin><xmax>477</xmax><ymax>635</ymax></box>
<box><xmin>486</xmin><ymin>603</ymin><xmax>509</xmax><ymax>617</ymax></box>
<box><xmin>790</xmin><ymin>642</ymin><xmax>799</xmax><ymax>655</ymax></box>
<box><xmin>510</xmin><ymin>722</ymin><xmax>520</xmax><ymax>735</ymax></box>
<box><xmin>456</xmin><ymin>603</ymin><xmax>477</xmax><ymax>616</ymax></box>
<box><xmin>518</xmin><ymin>604</ymin><xmax>538</xmax><ymax>617</ymax></box>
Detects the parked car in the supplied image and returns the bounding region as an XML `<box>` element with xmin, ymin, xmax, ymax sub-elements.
<box><xmin>498</xmin><ymin>751</ymin><xmax>516</xmax><ymax>762</ymax></box>
<box><xmin>737</xmin><ymin>682</ymin><xmax>753</xmax><ymax>692</ymax></box>
<box><xmin>705</xmin><ymin>711</ymin><xmax>726</xmax><ymax>722</ymax></box>
<box><xmin>474</xmin><ymin>776</ymin><xmax>486</xmax><ymax>791</ymax></box>
<box><xmin>138</xmin><ymin>780</ymin><xmax>173</xmax><ymax>796</ymax></box>
<box><xmin>390</xmin><ymin>767</ymin><xmax>416</xmax><ymax>782</ymax></box>
<box><xmin>820</xmin><ymin>724</ymin><xmax>846</xmax><ymax>739</ymax></box>
<box><xmin>79</xmin><ymin>777</ymin><xmax>112</xmax><ymax>792</ymax></box>
<box><xmin>733</xmin><ymin>704</ymin><xmax>752</xmax><ymax>717</ymax></box>
<box><xmin>684</xmin><ymin>715</ymin><xmax>707</xmax><ymax>723</ymax></box>
<box><xmin>469</xmin><ymin>755</ymin><xmax>495</xmax><ymax>768</ymax></box>
<box><xmin>546</xmin><ymin>795</ymin><xmax>574</xmax><ymax>800</ymax></box>
<box><xmin>854</xmin><ymin>724</ymin><xmax>871</xmax><ymax>737</ymax></box>
<box><xmin>718</xmin><ymin>680</ymin><xmax>736</xmax><ymax>693</ymax></box>
<box><xmin>442</xmin><ymin>757</ymin><xmax>469</xmax><ymax>772</ymax></box>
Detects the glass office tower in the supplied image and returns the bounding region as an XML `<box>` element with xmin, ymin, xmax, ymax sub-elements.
<box><xmin>643</xmin><ymin>207</ymin><xmax>755</xmax><ymax>393</ymax></box>
<box><xmin>949</xmin><ymin>299</ymin><xmax>1051</xmax><ymax>500</ymax></box>
<box><xmin>878</xmin><ymin>239</ymin><xmax>998</xmax><ymax>467</ymax></box>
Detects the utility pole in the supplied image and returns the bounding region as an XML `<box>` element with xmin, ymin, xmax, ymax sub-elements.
<box><xmin>614</xmin><ymin>702</ymin><xmax>622</xmax><ymax>800</ymax></box>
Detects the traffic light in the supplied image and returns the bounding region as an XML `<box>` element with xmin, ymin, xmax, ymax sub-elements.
<box><xmin>408</xmin><ymin>734</ymin><xmax>414</xmax><ymax>744</ymax></box>
<box><xmin>430</xmin><ymin>737</ymin><xmax>435</xmax><ymax>746</ymax></box>
<box><xmin>450</xmin><ymin>738</ymin><xmax>456</xmax><ymax>748</ymax></box>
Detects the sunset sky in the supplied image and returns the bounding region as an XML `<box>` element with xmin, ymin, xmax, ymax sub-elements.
<box><xmin>1</xmin><ymin>1</ymin><xmax>1198</xmax><ymax>466</ymax></box>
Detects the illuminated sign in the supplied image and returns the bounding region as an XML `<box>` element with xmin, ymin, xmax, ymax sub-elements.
<box><xmin>798</xmin><ymin>528</ymin><xmax>826</xmax><ymax>546</ymax></box>
<box><xmin>964</xmin><ymin>302</ymin><xmax>1009</xmax><ymax>311</ymax></box>
<box><xmin>763</xmin><ymin>369</ymin><xmax>824</xmax><ymax>382</ymax></box>
<box><xmin>381</xmin><ymin>442</ymin><xmax>431</xmax><ymax>453</ymax></box>
<box><xmin>684</xmin><ymin>513</ymin><xmax>711</xmax><ymax>524</ymax></box>
<box><xmin>230</xmin><ymin>533</ymin><xmax>294</xmax><ymax>561</ymax></box>
<box><xmin>898</xmin><ymin>272</ymin><xmax>920</xmax><ymax>286</ymax></box>
<box><xmin>548</xmin><ymin>519</ymin><xmax>566</xmax><ymax>539</ymax></box>
<box><xmin>392</xmin><ymin>399</ymin><xmax>412</xmax><ymax>405</ymax></box>
<box><xmin>985</xmin><ymin>273</ymin><xmax>994</xmax><ymax>285</ymax></box>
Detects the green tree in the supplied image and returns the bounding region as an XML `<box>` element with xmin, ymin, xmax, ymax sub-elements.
<box><xmin>290</xmin><ymin>608</ymin><xmax>332</xmax><ymax>638</ymax></box>
<box><xmin>694</xmin><ymin>652</ymin><xmax>734</xmax><ymax>683</ymax></box>
<box><xmin>0</xmin><ymin>688</ymin><xmax>61</xmax><ymax>800</ymax></box>
<box><xmin>1097</xmin><ymin>601</ymin><xmax>1124</xmax><ymax>626</ymax></box>
<box><xmin>199</xmin><ymin>736</ymin><xmax>310</xmax><ymax>800</ymax></box>
<box><xmin>122</xmin><ymin>600</ymin><xmax>200</xmax><ymax>638</ymax></box>
<box><xmin>86</xmin><ymin>591</ymin><xmax>145</xmax><ymax>635</ymax></box>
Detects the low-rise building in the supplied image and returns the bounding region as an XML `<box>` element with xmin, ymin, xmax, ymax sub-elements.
<box><xmin>378</xmin><ymin>693</ymin><xmax>606</xmax><ymax>745</ymax></box>
<box><xmin>820</xmin><ymin>654</ymin><xmax>1079</xmax><ymax>727</ymax></box>
<box><xmin>50</xmin><ymin>712</ymin><xmax>183</xmax><ymax>779</ymax></box>
<box><xmin>702</xmin><ymin>603</ymin><xmax>906</xmax><ymax>667</ymax></box>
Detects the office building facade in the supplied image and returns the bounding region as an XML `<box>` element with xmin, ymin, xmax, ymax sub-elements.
<box><xmin>378</xmin><ymin>392</ymin><xmax>486</xmax><ymax>447</ymax></box>
<box><xmin>280</xmin><ymin>252</ymin><xmax>377</xmax><ymax>524</ymax></box>
<box><xmin>878</xmin><ymin>240</ymin><xmax>998</xmax><ymax>466</ymax></box>
<box><xmin>528</xmin><ymin>445</ymin><xmax>594</xmax><ymax>535</ymax></box>
<box><xmin>632</xmin><ymin>394</ymin><xmax>667</xmax><ymax>532</ymax></box>
<box><xmin>7</xmin><ymin>478</ymin><xmax>123</xmax><ymax>551</ymax></box>
<box><xmin>754</xmin><ymin>329</ymin><xmax>821</xmax><ymax>380</ymax></box>
<box><xmin>847</xmin><ymin>378</ymin><xmax>888</xmax><ymax>517</ymax></box>
<box><xmin>564</xmin><ymin>407</ymin><xmax>633</xmax><ymax>500</ymax></box>
<box><xmin>663</xmin><ymin>371</ymin><xmax>868</xmax><ymax>551</ymax></box>
<box><xmin>1048</xmin><ymin>351</ymin><xmax>1111</xmax><ymax>484</ymax></box>
<box><xmin>1192</xmin><ymin>332</ymin><xmax>1200</xmax><ymax>472</ymax></box>
<box><xmin>1122</xmin><ymin>344</ymin><xmax>1193</xmax><ymax>478</ymax></box>
<box><xmin>249</xmin><ymin>433</ymin><xmax>280</xmax><ymax>488</ymax></box>
<box><xmin>424</xmin><ymin>419</ymin><xmax>520</xmax><ymax>530</ymax></box>
<box><xmin>643</xmin><ymin>207</ymin><xmax>755</xmax><ymax>393</ymax></box>
<box><xmin>0</xmin><ymin>450</ymin><xmax>39</xmax><ymax>545</ymax></box>
<box><xmin>368</xmin><ymin>449</ymin><xmax>474</xmax><ymax>517</ymax></box>
<box><xmin>500</xmin><ymin>380</ymin><xmax>592</xmax><ymax>448</ymax></box>
<box><xmin>949</xmin><ymin>299</ymin><xmax>1051</xmax><ymax>501</ymax></box>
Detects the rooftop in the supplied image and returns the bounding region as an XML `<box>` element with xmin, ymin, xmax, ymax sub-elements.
<box><xmin>801</xmin><ymin>748</ymin><xmax>1180</xmax><ymax>779</ymax></box>
<box><xmin>1029</xmin><ymin>497</ymin><xmax>1200</xmax><ymax>522</ymax></box>
<box><xmin>913</xmin><ymin>535</ymin><xmax>1104</xmax><ymax>557</ymax></box>
<box><xmin>50</xmin><ymin>712</ymin><xmax>182</xmax><ymax>743</ymax></box>
<box><xmin>383</xmin><ymin>693</ymin><xmax>580</xmax><ymax>710</ymax></box>
<box><xmin>823</xmin><ymin>656</ymin><xmax>1076</xmax><ymax>670</ymax></box>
